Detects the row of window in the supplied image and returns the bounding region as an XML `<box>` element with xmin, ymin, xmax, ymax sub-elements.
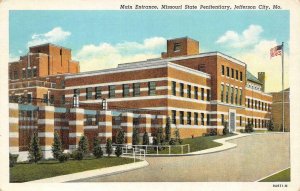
<box><xmin>220</xmin><ymin>84</ymin><xmax>243</xmax><ymax>105</ymax></box>
<box><xmin>247</xmin><ymin>118</ymin><xmax>269</xmax><ymax>128</ymax></box>
<box><xmin>74</xmin><ymin>81</ymin><xmax>157</xmax><ymax>99</ymax></box>
<box><xmin>246</xmin><ymin>98</ymin><xmax>271</xmax><ymax>111</ymax></box>
<box><xmin>10</xmin><ymin>68</ymin><xmax>37</xmax><ymax>80</ymax></box>
<box><xmin>171</xmin><ymin>81</ymin><xmax>211</xmax><ymax>101</ymax></box>
<box><xmin>221</xmin><ymin>65</ymin><xmax>243</xmax><ymax>81</ymax></box>
<box><xmin>171</xmin><ymin>110</ymin><xmax>211</xmax><ymax>126</ymax></box>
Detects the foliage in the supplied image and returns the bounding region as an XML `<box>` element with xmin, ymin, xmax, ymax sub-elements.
<box><xmin>207</xmin><ymin>128</ymin><xmax>218</xmax><ymax>136</ymax></box>
<box><xmin>106</xmin><ymin>138</ymin><xmax>113</xmax><ymax>156</ymax></box>
<box><xmin>28</xmin><ymin>131</ymin><xmax>43</xmax><ymax>163</ymax></box>
<box><xmin>169</xmin><ymin>138</ymin><xmax>176</xmax><ymax>145</ymax></box>
<box><xmin>165</xmin><ymin>117</ymin><xmax>171</xmax><ymax>142</ymax></box>
<box><xmin>78</xmin><ymin>135</ymin><xmax>89</xmax><ymax>154</ymax></box>
<box><xmin>142</xmin><ymin>132</ymin><xmax>150</xmax><ymax>146</ymax></box>
<box><xmin>58</xmin><ymin>153</ymin><xmax>69</xmax><ymax>163</ymax></box>
<box><xmin>9</xmin><ymin>153</ymin><xmax>19</xmax><ymax>167</ymax></box>
<box><xmin>132</xmin><ymin>127</ymin><xmax>140</xmax><ymax>145</ymax></box>
<box><xmin>222</xmin><ymin>121</ymin><xmax>229</xmax><ymax>135</ymax></box>
<box><xmin>267</xmin><ymin>120</ymin><xmax>274</xmax><ymax>131</ymax></box>
<box><xmin>245</xmin><ymin>124</ymin><xmax>254</xmax><ymax>133</ymax></box>
<box><xmin>72</xmin><ymin>150</ymin><xmax>84</xmax><ymax>160</ymax></box>
<box><xmin>174</xmin><ymin>126</ymin><xmax>182</xmax><ymax>144</ymax></box>
<box><xmin>115</xmin><ymin>129</ymin><xmax>125</xmax><ymax>157</ymax></box>
<box><xmin>52</xmin><ymin>131</ymin><xmax>63</xmax><ymax>160</ymax></box>
<box><xmin>92</xmin><ymin>137</ymin><xmax>103</xmax><ymax>158</ymax></box>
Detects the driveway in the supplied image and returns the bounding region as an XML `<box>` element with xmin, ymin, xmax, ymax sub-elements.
<box><xmin>73</xmin><ymin>133</ymin><xmax>290</xmax><ymax>182</ymax></box>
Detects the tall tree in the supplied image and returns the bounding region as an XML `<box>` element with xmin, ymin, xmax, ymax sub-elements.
<box><xmin>142</xmin><ymin>132</ymin><xmax>149</xmax><ymax>146</ymax></box>
<box><xmin>165</xmin><ymin>117</ymin><xmax>171</xmax><ymax>142</ymax></box>
<box><xmin>28</xmin><ymin>131</ymin><xmax>43</xmax><ymax>163</ymax></box>
<box><xmin>52</xmin><ymin>131</ymin><xmax>63</xmax><ymax>160</ymax></box>
<box><xmin>78</xmin><ymin>135</ymin><xmax>89</xmax><ymax>154</ymax></box>
<box><xmin>92</xmin><ymin>137</ymin><xmax>103</xmax><ymax>158</ymax></box>
<box><xmin>115</xmin><ymin>129</ymin><xmax>125</xmax><ymax>157</ymax></box>
<box><xmin>106</xmin><ymin>138</ymin><xmax>113</xmax><ymax>157</ymax></box>
<box><xmin>132</xmin><ymin>127</ymin><xmax>140</xmax><ymax>145</ymax></box>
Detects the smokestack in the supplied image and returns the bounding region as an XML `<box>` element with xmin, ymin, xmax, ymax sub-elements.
<box><xmin>258</xmin><ymin>72</ymin><xmax>265</xmax><ymax>92</ymax></box>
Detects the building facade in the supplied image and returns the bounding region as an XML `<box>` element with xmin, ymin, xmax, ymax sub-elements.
<box><xmin>9</xmin><ymin>37</ymin><xmax>273</xmax><ymax>159</ymax></box>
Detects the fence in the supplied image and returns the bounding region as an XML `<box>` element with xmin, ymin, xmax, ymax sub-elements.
<box><xmin>101</xmin><ymin>145</ymin><xmax>146</xmax><ymax>162</ymax></box>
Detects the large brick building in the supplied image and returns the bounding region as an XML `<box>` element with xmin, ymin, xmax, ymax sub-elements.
<box><xmin>9</xmin><ymin>37</ymin><xmax>273</xmax><ymax>159</ymax></box>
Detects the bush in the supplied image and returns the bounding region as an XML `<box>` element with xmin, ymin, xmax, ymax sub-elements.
<box><xmin>207</xmin><ymin>128</ymin><xmax>217</xmax><ymax>136</ymax></box>
<box><xmin>92</xmin><ymin>137</ymin><xmax>103</xmax><ymax>158</ymax></box>
<box><xmin>78</xmin><ymin>135</ymin><xmax>89</xmax><ymax>154</ymax></box>
<box><xmin>106</xmin><ymin>138</ymin><xmax>113</xmax><ymax>157</ymax></box>
<box><xmin>222</xmin><ymin>121</ymin><xmax>229</xmax><ymax>135</ymax></box>
<box><xmin>58</xmin><ymin>153</ymin><xmax>69</xmax><ymax>163</ymax></box>
<box><xmin>169</xmin><ymin>138</ymin><xmax>176</xmax><ymax>145</ymax></box>
<box><xmin>267</xmin><ymin>120</ymin><xmax>274</xmax><ymax>131</ymax></box>
<box><xmin>115</xmin><ymin>129</ymin><xmax>125</xmax><ymax>157</ymax></box>
<box><xmin>174</xmin><ymin>127</ymin><xmax>182</xmax><ymax>144</ymax></box>
<box><xmin>142</xmin><ymin>132</ymin><xmax>150</xmax><ymax>146</ymax></box>
<box><xmin>72</xmin><ymin>150</ymin><xmax>84</xmax><ymax>160</ymax></box>
<box><xmin>9</xmin><ymin>153</ymin><xmax>18</xmax><ymax>167</ymax></box>
<box><xmin>28</xmin><ymin>131</ymin><xmax>43</xmax><ymax>163</ymax></box>
<box><xmin>132</xmin><ymin>127</ymin><xmax>140</xmax><ymax>145</ymax></box>
<box><xmin>245</xmin><ymin>124</ymin><xmax>254</xmax><ymax>133</ymax></box>
<box><xmin>52</xmin><ymin>131</ymin><xmax>63</xmax><ymax>160</ymax></box>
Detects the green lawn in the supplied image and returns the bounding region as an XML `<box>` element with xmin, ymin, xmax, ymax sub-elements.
<box><xmin>10</xmin><ymin>157</ymin><xmax>135</xmax><ymax>183</ymax></box>
<box><xmin>254</xmin><ymin>130</ymin><xmax>269</xmax><ymax>133</ymax></box>
<box><xmin>259</xmin><ymin>168</ymin><xmax>290</xmax><ymax>182</ymax></box>
<box><xmin>146</xmin><ymin>134</ymin><xmax>236</xmax><ymax>154</ymax></box>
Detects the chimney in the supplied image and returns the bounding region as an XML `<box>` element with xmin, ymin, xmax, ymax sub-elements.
<box><xmin>258</xmin><ymin>72</ymin><xmax>265</xmax><ymax>92</ymax></box>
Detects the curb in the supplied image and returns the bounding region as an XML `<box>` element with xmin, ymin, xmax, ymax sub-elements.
<box><xmin>26</xmin><ymin>160</ymin><xmax>149</xmax><ymax>183</ymax></box>
<box><xmin>255</xmin><ymin>167</ymin><xmax>290</xmax><ymax>182</ymax></box>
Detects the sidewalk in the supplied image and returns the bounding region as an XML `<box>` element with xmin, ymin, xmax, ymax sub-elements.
<box><xmin>26</xmin><ymin>160</ymin><xmax>149</xmax><ymax>183</ymax></box>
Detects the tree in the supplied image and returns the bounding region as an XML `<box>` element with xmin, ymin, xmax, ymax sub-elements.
<box><xmin>52</xmin><ymin>131</ymin><xmax>63</xmax><ymax>160</ymax></box>
<box><xmin>268</xmin><ymin>120</ymin><xmax>274</xmax><ymax>131</ymax></box>
<box><xmin>106</xmin><ymin>138</ymin><xmax>113</xmax><ymax>157</ymax></box>
<box><xmin>115</xmin><ymin>129</ymin><xmax>125</xmax><ymax>157</ymax></box>
<box><xmin>142</xmin><ymin>132</ymin><xmax>149</xmax><ymax>146</ymax></box>
<box><xmin>157</xmin><ymin>126</ymin><xmax>164</xmax><ymax>145</ymax></box>
<box><xmin>78</xmin><ymin>135</ymin><xmax>89</xmax><ymax>154</ymax></box>
<box><xmin>245</xmin><ymin>124</ymin><xmax>254</xmax><ymax>133</ymax></box>
<box><xmin>222</xmin><ymin>121</ymin><xmax>229</xmax><ymax>135</ymax></box>
<box><xmin>132</xmin><ymin>127</ymin><xmax>140</xmax><ymax>145</ymax></box>
<box><xmin>174</xmin><ymin>126</ymin><xmax>182</xmax><ymax>144</ymax></box>
<box><xmin>165</xmin><ymin>117</ymin><xmax>171</xmax><ymax>142</ymax></box>
<box><xmin>28</xmin><ymin>131</ymin><xmax>43</xmax><ymax>163</ymax></box>
<box><xmin>92</xmin><ymin>137</ymin><xmax>103</xmax><ymax>158</ymax></box>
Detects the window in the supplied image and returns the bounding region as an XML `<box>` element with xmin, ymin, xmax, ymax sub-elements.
<box><xmin>187</xmin><ymin>85</ymin><xmax>191</xmax><ymax>98</ymax></box>
<box><xmin>231</xmin><ymin>68</ymin><xmax>234</xmax><ymax>78</ymax></box>
<box><xmin>248</xmin><ymin>118</ymin><xmax>250</xmax><ymax>125</ymax></box>
<box><xmin>27</xmin><ymin>68</ymin><xmax>32</xmax><ymax>78</ymax></box>
<box><xmin>194</xmin><ymin>86</ymin><xmax>198</xmax><ymax>99</ymax></box>
<box><xmin>258</xmin><ymin>119</ymin><xmax>261</xmax><ymax>128</ymax></box>
<box><xmin>109</xmin><ymin>85</ymin><xmax>115</xmax><ymax>98</ymax></box>
<box><xmin>255</xmin><ymin>100</ymin><xmax>257</xmax><ymax>109</ymax></box>
<box><xmin>172</xmin><ymin>110</ymin><xmax>176</xmax><ymax>124</ymax></box>
<box><xmin>172</xmin><ymin>81</ymin><xmax>176</xmax><ymax>96</ymax></box>
<box><xmin>201</xmin><ymin>88</ymin><xmax>204</xmax><ymax>100</ymax></box>
<box><xmin>173</xmin><ymin>43</ymin><xmax>181</xmax><ymax>52</ymax></box>
<box><xmin>248</xmin><ymin>99</ymin><xmax>250</xmax><ymax>108</ymax></box>
<box><xmin>221</xmin><ymin>84</ymin><xmax>224</xmax><ymax>102</ymax></box>
<box><xmin>230</xmin><ymin>87</ymin><xmax>234</xmax><ymax>104</ymax></box>
<box><xmin>180</xmin><ymin>111</ymin><xmax>184</xmax><ymax>125</ymax></box>
<box><xmin>61</xmin><ymin>95</ymin><xmax>65</xmax><ymax>105</ymax></box>
<box><xmin>235</xmin><ymin>88</ymin><xmax>238</xmax><ymax>104</ymax></box>
<box><xmin>95</xmin><ymin>87</ymin><xmax>101</xmax><ymax>99</ymax></box>
<box><xmin>148</xmin><ymin>81</ymin><xmax>156</xmax><ymax>96</ymax></box>
<box><xmin>86</xmin><ymin>87</ymin><xmax>93</xmax><ymax>100</ymax></box>
<box><xmin>207</xmin><ymin>114</ymin><xmax>210</xmax><ymax>126</ymax></box>
<box><xmin>13</xmin><ymin>71</ymin><xmax>18</xmax><ymax>79</ymax></box>
<box><xmin>258</xmin><ymin>101</ymin><xmax>261</xmax><ymax>110</ymax></box>
<box><xmin>221</xmin><ymin>114</ymin><xmax>224</xmax><ymax>125</ymax></box>
<box><xmin>226</xmin><ymin>67</ymin><xmax>230</xmax><ymax>77</ymax></box>
<box><xmin>22</xmin><ymin>69</ymin><xmax>26</xmax><ymax>79</ymax></box>
<box><xmin>43</xmin><ymin>94</ymin><xmax>48</xmax><ymax>103</ymax></box>
<box><xmin>240</xmin><ymin>116</ymin><xmax>242</xmax><ymax>126</ymax></box>
<box><xmin>207</xmin><ymin>89</ymin><xmax>211</xmax><ymax>101</ymax></box>
<box><xmin>221</xmin><ymin>65</ymin><xmax>225</xmax><ymax>75</ymax></box>
<box><xmin>226</xmin><ymin>85</ymin><xmax>229</xmax><ymax>103</ymax></box>
<box><xmin>133</xmin><ymin>83</ymin><xmax>140</xmax><ymax>97</ymax></box>
<box><xmin>123</xmin><ymin>84</ymin><xmax>130</xmax><ymax>97</ymax></box>
<box><xmin>255</xmin><ymin>119</ymin><xmax>257</xmax><ymax>128</ymax></box>
<box><xmin>74</xmin><ymin>89</ymin><xmax>80</xmax><ymax>96</ymax></box>
<box><xmin>27</xmin><ymin>94</ymin><xmax>32</xmax><ymax>104</ymax></box>
<box><xmin>33</xmin><ymin>68</ymin><xmax>37</xmax><ymax>77</ymax></box>
<box><xmin>201</xmin><ymin>113</ymin><xmax>204</xmax><ymax>126</ymax></box>
<box><xmin>187</xmin><ymin>112</ymin><xmax>191</xmax><ymax>125</ymax></box>
<box><xmin>251</xmin><ymin>99</ymin><xmax>254</xmax><ymax>109</ymax></box>
<box><xmin>262</xmin><ymin>102</ymin><xmax>264</xmax><ymax>111</ymax></box>
<box><xmin>236</xmin><ymin>70</ymin><xmax>239</xmax><ymax>80</ymax></box>
<box><xmin>50</xmin><ymin>95</ymin><xmax>54</xmax><ymax>104</ymax></box>
<box><xmin>61</xmin><ymin>80</ymin><xmax>65</xmax><ymax>89</ymax></box>
<box><xmin>240</xmin><ymin>71</ymin><xmax>243</xmax><ymax>81</ymax></box>
<box><xmin>180</xmin><ymin>83</ymin><xmax>184</xmax><ymax>97</ymax></box>
<box><xmin>194</xmin><ymin>112</ymin><xmax>198</xmax><ymax>125</ymax></box>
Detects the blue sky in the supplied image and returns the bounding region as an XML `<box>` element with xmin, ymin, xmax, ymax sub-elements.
<box><xmin>9</xmin><ymin>10</ymin><xmax>289</xmax><ymax>91</ymax></box>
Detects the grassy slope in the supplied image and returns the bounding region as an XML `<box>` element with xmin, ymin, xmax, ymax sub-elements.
<box><xmin>259</xmin><ymin>168</ymin><xmax>290</xmax><ymax>182</ymax></box>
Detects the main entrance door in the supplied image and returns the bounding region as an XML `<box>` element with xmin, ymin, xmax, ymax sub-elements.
<box><xmin>229</xmin><ymin>110</ymin><xmax>236</xmax><ymax>133</ymax></box>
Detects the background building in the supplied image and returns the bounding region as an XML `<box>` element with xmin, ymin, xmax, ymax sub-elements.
<box><xmin>271</xmin><ymin>88</ymin><xmax>290</xmax><ymax>131</ymax></box>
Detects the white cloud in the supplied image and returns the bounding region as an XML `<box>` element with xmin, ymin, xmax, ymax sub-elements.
<box><xmin>27</xmin><ymin>27</ymin><xmax>71</xmax><ymax>47</ymax></box>
<box><xmin>75</xmin><ymin>37</ymin><xmax>166</xmax><ymax>72</ymax></box>
<box><xmin>216</xmin><ymin>25</ymin><xmax>263</xmax><ymax>48</ymax></box>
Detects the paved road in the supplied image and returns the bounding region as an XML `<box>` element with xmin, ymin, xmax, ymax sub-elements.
<box><xmin>74</xmin><ymin>133</ymin><xmax>290</xmax><ymax>182</ymax></box>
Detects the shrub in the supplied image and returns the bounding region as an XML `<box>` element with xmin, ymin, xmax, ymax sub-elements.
<box><xmin>106</xmin><ymin>138</ymin><xmax>113</xmax><ymax>157</ymax></box>
<box><xmin>92</xmin><ymin>137</ymin><xmax>103</xmax><ymax>158</ymax></box>
<box><xmin>142</xmin><ymin>132</ymin><xmax>150</xmax><ymax>146</ymax></box>
<box><xmin>132</xmin><ymin>127</ymin><xmax>140</xmax><ymax>145</ymax></box>
<box><xmin>267</xmin><ymin>120</ymin><xmax>274</xmax><ymax>131</ymax></box>
<box><xmin>78</xmin><ymin>135</ymin><xmax>89</xmax><ymax>154</ymax></box>
<box><xmin>245</xmin><ymin>124</ymin><xmax>254</xmax><ymax>133</ymax></box>
<box><xmin>9</xmin><ymin>153</ymin><xmax>18</xmax><ymax>167</ymax></box>
<box><xmin>165</xmin><ymin>117</ymin><xmax>171</xmax><ymax>142</ymax></box>
<box><xmin>223</xmin><ymin>121</ymin><xmax>229</xmax><ymax>135</ymax></box>
<box><xmin>52</xmin><ymin>131</ymin><xmax>63</xmax><ymax>160</ymax></box>
<box><xmin>28</xmin><ymin>131</ymin><xmax>43</xmax><ymax>163</ymax></box>
<box><xmin>72</xmin><ymin>150</ymin><xmax>84</xmax><ymax>160</ymax></box>
<box><xmin>58</xmin><ymin>153</ymin><xmax>69</xmax><ymax>163</ymax></box>
<box><xmin>169</xmin><ymin>138</ymin><xmax>176</xmax><ymax>145</ymax></box>
<box><xmin>174</xmin><ymin>127</ymin><xmax>182</xmax><ymax>144</ymax></box>
<box><xmin>115</xmin><ymin>129</ymin><xmax>125</xmax><ymax>157</ymax></box>
<box><xmin>207</xmin><ymin>128</ymin><xmax>217</xmax><ymax>136</ymax></box>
